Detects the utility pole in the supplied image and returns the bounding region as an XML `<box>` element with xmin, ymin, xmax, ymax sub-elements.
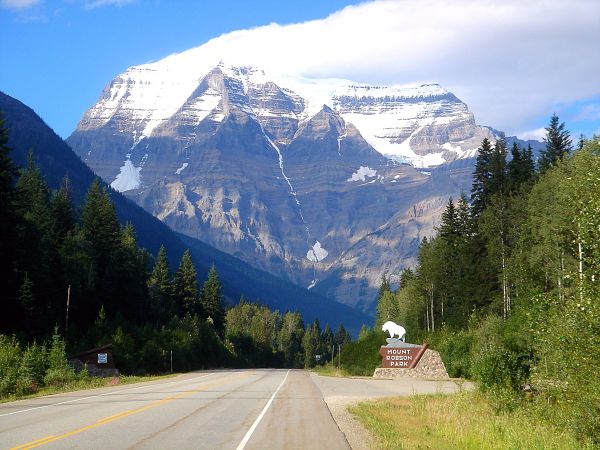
<box><xmin>65</xmin><ymin>285</ymin><xmax>71</xmax><ymax>333</ymax></box>
<box><xmin>170</xmin><ymin>350</ymin><xmax>173</xmax><ymax>373</ymax></box>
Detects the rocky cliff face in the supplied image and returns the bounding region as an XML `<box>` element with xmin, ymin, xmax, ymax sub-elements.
<box><xmin>68</xmin><ymin>59</ymin><xmax>491</xmax><ymax>312</ymax></box>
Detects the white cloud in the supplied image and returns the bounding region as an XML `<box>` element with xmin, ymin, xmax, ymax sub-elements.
<box><xmin>516</xmin><ymin>128</ymin><xmax>546</xmax><ymax>141</ymax></box>
<box><xmin>153</xmin><ymin>0</ymin><xmax>600</xmax><ymax>136</ymax></box>
<box><xmin>0</xmin><ymin>0</ymin><xmax>40</xmax><ymax>9</ymax></box>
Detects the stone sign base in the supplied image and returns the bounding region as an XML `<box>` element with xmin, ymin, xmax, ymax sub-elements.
<box><xmin>373</xmin><ymin>349</ymin><xmax>449</xmax><ymax>379</ymax></box>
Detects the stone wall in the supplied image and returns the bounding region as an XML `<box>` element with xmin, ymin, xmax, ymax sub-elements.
<box><xmin>373</xmin><ymin>349</ymin><xmax>449</xmax><ymax>379</ymax></box>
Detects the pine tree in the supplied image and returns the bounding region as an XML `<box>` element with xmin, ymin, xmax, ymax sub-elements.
<box><xmin>15</xmin><ymin>153</ymin><xmax>55</xmax><ymax>332</ymax></box>
<box><xmin>334</xmin><ymin>324</ymin><xmax>351</xmax><ymax>347</ymax></box>
<box><xmin>488</xmin><ymin>138</ymin><xmax>508</xmax><ymax>195</ymax></box>
<box><xmin>439</xmin><ymin>198</ymin><xmax>459</xmax><ymax>244</ymax></box>
<box><xmin>174</xmin><ymin>250</ymin><xmax>199</xmax><ymax>317</ymax></box>
<box><xmin>116</xmin><ymin>223</ymin><xmax>149</xmax><ymax>322</ymax></box>
<box><xmin>50</xmin><ymin>177</ymin><xmax>76</xmax><ymax>242</ymax></box>
<box><xmin>321</xmin><ymin>324</ymin><xmax>334</xmax><ymax>362</ymax></box>
<box><xmin>0</xmin><ymin>116</ymin><xmax>20</xmax><ymax>332</ymax></box>
<box><xmin>201</xmin><ymin>264</ymin><xmax>225</xmax><ymax>336</ymax></box>
<box><xmin>471</xmin><ymin>138</ymin><xmax>494</xmax><ymax>217</ymax></box>
<box><xmin>456</xmin><ymin>193</ymin><xmax>474</xmax><ymax>237</ymax></box>
<box><xmin>508</xmin><ymin>142</ymin><xmax>536</xmax><ymax>191</ymax></box>
<box><xmin>18</xmin><ymin>272</ymin><xmax>35</xmax><ymax>316</ymax></box>
<box><xmin>148</xmin><ymin>245</ymin><xmax>174</xmax><ymax>323</ymax></box>
<box><xmin>80</xmin><ymin>179</ymin><xmax>121</xmax><ymax>322</ymax></box>
<box><xmin>81</xmin><ymin>179</ymin><xmax>121</xmax><ymax>284</ymax></box>
<box><xmin>399</xmin><ymin>268</ymin><xmax>415</xmax><ymax>289</ymax></box>
<box><xmin>538</xmin><ymin>114</ymin><xmax>572</xmax><ymax>172</ymax></box>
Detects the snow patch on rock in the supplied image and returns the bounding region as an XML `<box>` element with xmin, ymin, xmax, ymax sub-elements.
<box><xmin>111</xmin><ymin>159</ymin><xmax>142</xmax><ymax>192</ymax></box>
<box><xmin>347</xmin><ymin>166</ymin><xmax>377</xmax><ymax>182</ymax></box>
<box><xmin>307</xmin><ymin>241</ymin><xmax>328</xmax><ymax>262</ymax></box>
<box><xmin>175</xmin><ymin>162</ymin><xmax>189</xmax><ymax>175</ymax></box>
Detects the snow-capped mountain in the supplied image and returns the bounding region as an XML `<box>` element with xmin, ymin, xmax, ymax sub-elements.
<box><xmin>68</xmin><ymin>55</ymin><xmax>490</xmax><ymax>312</ymax></box>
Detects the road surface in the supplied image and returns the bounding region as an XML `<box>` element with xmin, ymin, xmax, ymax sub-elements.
<box><xmin>0</xmin><ymin>370</ymin><xmax>349</xmax><ymax>450</ymax></box>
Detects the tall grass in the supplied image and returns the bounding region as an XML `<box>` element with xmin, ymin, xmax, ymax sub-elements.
<box><xmin>350</xmin><ymin>391</ymin><xmax>594</xmax><ymax>450</ymax></box>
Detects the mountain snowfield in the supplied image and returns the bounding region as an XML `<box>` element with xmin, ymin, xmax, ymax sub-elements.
<box><xmin>68</xmin><ymin>45</ymin><xmax>498</xmax><ymax>312</ymax></box>
<box><xmin>78</xmin><ymin>52</ymin><xmax>493</xmax><ymax>187</ymax></box>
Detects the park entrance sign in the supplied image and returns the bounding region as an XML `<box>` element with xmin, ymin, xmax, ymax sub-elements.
<box><xmin>374</xmin><ymin>321</ymin><xmax>449</xmax><ymax>379</ymax></box>
<box><xmin>379</xmin><ymin>343</ymin><xmax>428</xmax><ymax>368</ymax></box>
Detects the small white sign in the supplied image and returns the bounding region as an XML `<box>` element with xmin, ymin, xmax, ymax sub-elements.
<box><xmin>98</xmin><ymin>353</ymin><xmax>108</xmax><ymax>364</ymax></box>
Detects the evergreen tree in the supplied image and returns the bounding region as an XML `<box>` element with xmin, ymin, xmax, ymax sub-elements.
<box><xmin>377</xmin><ymin>273</ymin><xmax>391</xmax><ymax>299</ymax></box>
<box><xmin>50</xmin><ymin>177</ymin><xmax>76</xmax><ymax>242</ymax></box>
<box><xmin>18</xmin><ymin>272</ymin><xmax>35</xmax><ymax>317</ymax></box>
<box><xmin>375</xmin><ymin>274</ymin><xmax>396</xmax><ymax>326</ymax></box>
<box><xmin>321</xmin><ymin>324</ymin><xmax>334</xmax><ymax>362</ymax></box>
<box><xmin>508</xmin><ymin>143</ymin><xmax>536</xmax><ymax>192</ymax></box>
<box><xmin>334</xmin><ymin>324</ymin><xmax>351</xmax><ymax>347</ymax></box>
<box><xmin>81</xmin><ymin>180</ymin><xmax>121</xmax><ymax>272</ymax></box>
<box><xmin>116</xmin><ymin>223</ymin><xmax>149</xmax><ymax>322</ymax></box>
<box><xmin>0</xmin><ymin>112</ymin><xmax>18</xmax><ymax>324</ymax></box>
<box><xmin>80</xmin><ymin>179</ymin><xmax>121</xmax><ymax>322</ymax></box>
<box><xmin>471</xmin><ymin>138</ymin><xmax>494</xmax><ymax>217</ymax></box>
<box><xmin>174</xmin><ymin>250</ymin><xmax>200</xmax><ymax>317</ymax></box>
<box><xmin>538</xmin><ymin>114</ymin><xmax>572</xmax><ymax>172</ymax></box>
<box><xmin>201</xmin><ymin>264</ymin><xmax>225</xmax><ymax>336</ymax></box>
<box><xmin>439</xmin><ymin>198</ymin><xmax>459</xmax><ymax>244</ymax></box>
<box><xmin>456</xmin><ymin>193</ymin><xmax>474</xmax><ymax>237</ymax></box>
<box><xmin>0</xmin><ymin>115</ymin><xmax>19</xmax><ymax>332</ymax></box>
<box><xmin>488</xmin><ymin>138</ymin><xmax>508</xmax><ymax>196</ymax></box>
<box><xmin>147</xmin><ymin>245</ymin><xmax>174</xmax><ymax>323</ymax></box>
<box><xmin>15</xmin><ymin>153</ymin><xmax>55</xmax><ymax>331</ymax></box>
<box><xmin>399</xmin><ymin>268</ymin><xmax>415</xmax><ymax>289</ymax></box>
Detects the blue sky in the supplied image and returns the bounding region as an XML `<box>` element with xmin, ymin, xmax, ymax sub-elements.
<box><xmin>0</xmin><ymin>0</ymin><xmax>360</xmax><ymax>137</ymax></box>
<box><xmin>1</xmin><ymin>0</ymin><xmax>599</xmax><ymax>140</ymax></box>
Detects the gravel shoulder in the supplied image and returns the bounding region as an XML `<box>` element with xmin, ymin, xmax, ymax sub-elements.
<box><xmin>310</xmin><ymin>372</ymin><xmax>473</xmax><ymax>449</ymax></box>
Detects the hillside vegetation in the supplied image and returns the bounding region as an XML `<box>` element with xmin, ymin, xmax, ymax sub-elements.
<box><xmin>342</xmin><ymin>117</ymin><xmax>600</xmax><ymax>444</ymax></box>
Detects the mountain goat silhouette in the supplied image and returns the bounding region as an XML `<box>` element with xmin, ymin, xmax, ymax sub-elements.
<box><xmin>381</xmin><ymin>321</ymin><xmax>406</xmax><ymax>341</ymax></box>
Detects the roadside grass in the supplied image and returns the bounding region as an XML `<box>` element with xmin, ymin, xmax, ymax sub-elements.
<box><xmin>349</xmin><ymin>391</ymin><xmax>594</xmax><ymax>450</ymax></box>
<box><xmin>0</xmin><ymin>373</ymin><xmax>178</xmax><ymax>404</ymax></box>
<box><xmin>312</xmin><ymin>364</ymin><xmax>353</xmax><ymax>378</ymax></box>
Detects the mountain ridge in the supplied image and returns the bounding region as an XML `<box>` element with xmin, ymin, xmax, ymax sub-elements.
<box><xmin>0</xmin><ymin>90</ymin><xmax>372</xmax><ymax>333</ymax></box>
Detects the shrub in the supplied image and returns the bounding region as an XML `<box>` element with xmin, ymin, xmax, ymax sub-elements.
<box><xmin>0</xmin><ymin>335</ymin><xmax>22</xmax><ymax>397</ymax></box>
<box><xmin>44</xmin><ymin>328</ymin><xmax>75</xmax><ymax>387</ymax></box>
<box><xmin>428</xmin><ymin>327</ymin><xmax>474</xmax><ymax>378</ymax></box>
<box><xmin>340</xmin><ymin>329</ymin><xmax>386</xmax><ymax>376</ymax></box>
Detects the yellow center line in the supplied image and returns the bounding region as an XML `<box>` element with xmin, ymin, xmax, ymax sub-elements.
<box><xmin>9</xmin><ymin>436</ymin><xmax>57</xmax><ymax>450</ymax></box>
<box><xmin>10</xmin><ymin>372</ymin><xmax>253</xmax><ymax>450</ymax></box>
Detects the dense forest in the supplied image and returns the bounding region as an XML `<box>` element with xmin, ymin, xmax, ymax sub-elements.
<box><xmin>357</xmin><ymin>115</ymin><xmax>599</xmax><ymax>443</ymax></box>
<box><xmin>0</xmin><ymin>116</ymin><xmax>351</xmax><ymax>398</ymax></box>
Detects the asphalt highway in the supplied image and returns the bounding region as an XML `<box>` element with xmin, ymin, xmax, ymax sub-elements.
<box><xmin>0</xmin><ymin>369</ymin><xmax>350</xmax><ymax>450</ymax></box>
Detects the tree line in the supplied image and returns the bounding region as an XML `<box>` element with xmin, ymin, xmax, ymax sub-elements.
<box><xmin>0</xmin><ymin>115</ymin><xmax>353</xmax><ymax>398</ymax></box>
<box><xmin>373</xmin><ymin>114</ymin><xmax>599</xmax><ymax>443</ymax></box>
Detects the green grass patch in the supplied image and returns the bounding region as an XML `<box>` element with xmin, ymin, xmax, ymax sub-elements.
<box><xmin>349</xmin><ymin>391</ymin><xmax>594</xmax><ymax>450</ymax></box>
<box><xmin>0</xmin><ymin>373</ymin><xmax>177</xmax><ymax>404</ymax></box>
<box><xmin>312</xmin><ymin>364</ymin><xmax>353</xmax><ymax>378</ymax></box>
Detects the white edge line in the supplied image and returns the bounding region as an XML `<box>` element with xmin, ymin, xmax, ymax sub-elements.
<box><xmin>0</xmin><ymin>373</ymin><xmax>214</xmax><ymax>418</ymax></box>
<box><xmin>236</xmin><ymin>369</ymin><xmax>290</xmax><ymax>450</ymax></box>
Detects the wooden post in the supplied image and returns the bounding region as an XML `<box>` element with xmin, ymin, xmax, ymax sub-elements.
<box><xmin>65</xmin><ymin>285</ymin><xmax>71</xmax><ymax>333</ymax></box>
